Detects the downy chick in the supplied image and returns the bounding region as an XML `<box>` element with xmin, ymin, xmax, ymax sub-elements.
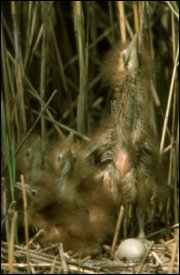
<box><xmin>17</xmin><ymin>137</ymin><xmax>116</xmax><ymax>256</ymax></box>
<box><xmin>89</xmin><ymin>34</ymin><xmax>171</xmax><ymax>238</ymax></box>
<box><xmin>15</xmin><ymin>135</ymin><xmax>45</xmax><ymax>182</ymax></box>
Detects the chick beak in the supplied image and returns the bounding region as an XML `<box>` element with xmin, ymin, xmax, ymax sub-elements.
<box><xmin>57</xmin><ymin>147</ymin><xmax>76</xmax><ymax>189</ymax></box>
<box><xmin>58</xmin><ymin>147</ymin><xmax>74</xmax><ymax>171</ymax></box>
<box><xmin>123</xmin><ymin>33</ymin><xmax>140</xmax><ymax>70</ymax></box>
<box><xmin>15</xmin><ymin>181</ymin><xmax>37</xmax><ymax>201</ymax></box>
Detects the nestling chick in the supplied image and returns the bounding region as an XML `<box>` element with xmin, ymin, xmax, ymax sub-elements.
<box><xmin>15</xmin><ymin>135</ymin><xmax>45</xmax><ymax>182</ymax></box>
<box><xmin>16</xmin><ymin>136</ymin><xmax>116</xmax><ymax>256</ymax></box>
<box><xmin>89</xmin><ymin>34</ymin><xmax>171</xmax><ymax>238</ymax></box>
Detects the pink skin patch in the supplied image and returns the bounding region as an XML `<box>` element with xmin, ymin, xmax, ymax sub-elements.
<box><xmin>115</xmin><ymin>149</ymin><xmax>132</xmax><ymax>176</ymax></box>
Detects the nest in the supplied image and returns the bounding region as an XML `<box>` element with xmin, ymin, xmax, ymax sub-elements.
<box><xmin>1</xmin><ymin>227</ymin><xmax>179</xmax><ymax>274</ymax></box>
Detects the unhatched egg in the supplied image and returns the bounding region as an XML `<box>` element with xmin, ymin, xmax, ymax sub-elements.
<box><xmin>116</xmin><ymin>238</ymin><xmax>147</xmax><ymax>260</ymax></box>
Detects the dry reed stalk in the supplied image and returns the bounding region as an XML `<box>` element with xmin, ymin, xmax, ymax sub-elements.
<box><xmin>20</xmin><ymin>174</ymin><xmax>30</xmax><ymax>273</ymax></box>
<box><xmin>59</xmin><ymin>243</ymin><xmax>69</xmax><ymax>274</ymax></box>
<box><xmin>111</xmin><ymin>205</ymin><xmax>124</xmax><ymax>253</ymax></box>
<box><xmin>169</xmin><ymin>10</ymin><xmax>179</xmax><ymax>225</ymax></box>
<box><xmin>2</xmin><ymin>177</ymin><xmax>10</xmax><ymax>245</ymax></box>
<box><xmin>135</xmin><ymin>241</ymin><xmax>154</xmax><ymax>274</ymax></box>
<box><xmin>133</xmin><ymin>1</ymin><xmax>139</xmax><ymax>33</ymax></box>
<box><xmin>138</xmin><ymin>1</ymin><xmax>145</xmax><ymax>48</ymax></box>
<box><xmin>74</xmin><ymin>1</ymin><xmax>88</xmax><ymax>134</ymax></box>
<box><xmin>24</xmin><ymin>78</ymin><xmax>65</xmax><ymax>138</ymax></box>
<box><xmin>40</xmin><ymin>3</ymin><xmax>48</xmax><ymax>141</ymax></box>
<box><xmin>8</xmin><ymin>211</ymin><xmax>18</xmax><ymax>274</ymax></box>
<box><xmin>118</xmin><ymin>1</ymin><xmax>126</xmax><ymax>42</ymax></box>
<box><xmin>1</xmin><ymin>29</ymin><xmax>12</xmax><ymax>137</ymax></box>
<box><xmin>48</xmin><ymin>16</ymin><xmax>68</xmax><ymax>93</ymax></box>
<box><xmin>166</xmin><ymin>1</ymin><xmax>179</xmax><ymax>19</ymax></box>
<box><xmin>108</xmin><ymin>2</ymin><xmax>115</xmax><ymax>43</ymax></box>
<box><xmin>11</xmin><ymin>2</ymin><xmax>27</xmax><ymax>133</ymax></box>
<box><xmin>30</xmin><ymin>24</ymin><xmax>44</xmax><ymax>66</ymax></box>
<box><xmin>15</xmin><ymin>89</ymin><xmax>57</xmax><ymax>155</ymax></box>
<box><xmin>160</xmin><ymin>42</ymin><xmax>179</xmax><ymax>154</ymax></box>
<box><xmin>31</xmin><ymin>107</ymin><xmax>90</xmax><ymax>141</ymax></box>
<box><xmin>168</xmin><ymin>229</ymin><xmax>179</xmax><ymax>274</ymax></box>
<box><xmin>23</xmin><ymin>2</ymin><xmax>38</xmax><ymax>69</ymax></box>
<box><xmin>50</xmin><ymin>256</ymin><xmax>58</xmax><ymax>274</ymax></box>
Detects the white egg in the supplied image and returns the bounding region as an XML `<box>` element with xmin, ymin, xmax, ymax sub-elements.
<box><xmin>116</xmin><ymin>238</ymin><xmax>147</xmax><ymax>260</ymax></box>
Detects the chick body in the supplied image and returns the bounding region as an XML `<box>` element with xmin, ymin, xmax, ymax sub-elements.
<box><xmin>16</xmin><ymin>138</ymin><xmax>116</xmax><ymax>256</ymax></box>
<box><xmin>90</xmin><ymin>35</ymin><xmax>171</xmax><ymax>238</ymax></box>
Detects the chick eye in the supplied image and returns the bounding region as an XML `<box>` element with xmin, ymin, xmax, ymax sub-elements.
<box><xmin>26</xmin><ymin>148</ymin><xmax>33</xmax><ymax>161</ymax></box>
<box><xmin>27</xmin><ymin>187</ymin><xmax>38</xmax><ymax>201</ymax></box>
<box><xmin>58</xmin><ymin>154</ymin><xmax>62</xmax><ymax>161</ymax></box>
<box><xmin>120</xmin><ymin>50</ymin><xmax>126</xmax><ymax>60</ymax></box>
<box><xmin>121</xmin><ymin>52</ymin><xmax>125</xmax><ymax>60</ymax></box>
<box><xmin>31</xmin><ymin>189</ymin><xmax>37</xmax><ymax>196</ymax></box>
<box><xmin>58</xmin><ymin>154</ymin><xmax>64</xmax><ymax>164</ymax></box>
<box><xmin>73</xmin><ymin>154</ymin><xmax>76</xmax><ymax>163</ymax></box>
